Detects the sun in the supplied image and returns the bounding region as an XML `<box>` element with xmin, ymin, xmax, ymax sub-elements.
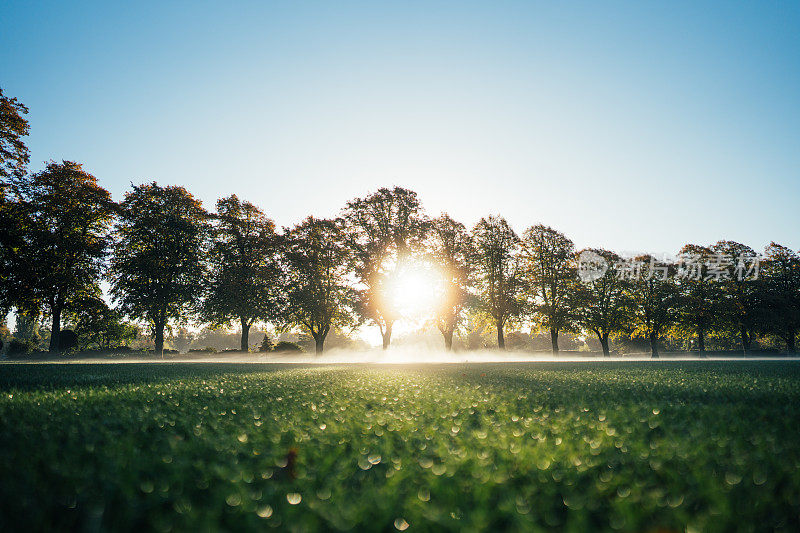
<box><xmin>385</xmin><ymin>265</ymin><xmax>444</xmax><ymax>320</ymax></box>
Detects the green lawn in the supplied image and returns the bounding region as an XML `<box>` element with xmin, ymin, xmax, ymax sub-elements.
<box><xmin>0</xmin><ymin>361</ymin><xmax>798</xmax><ymax>532</ymax></box>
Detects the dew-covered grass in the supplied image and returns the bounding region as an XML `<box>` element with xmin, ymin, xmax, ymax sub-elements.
<box><xmin>0</xmin><ymin>361</ymin><xmax>798</xmax><ymax>532</ymax></box>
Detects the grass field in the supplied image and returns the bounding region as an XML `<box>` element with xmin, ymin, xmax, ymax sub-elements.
<box><xmin>0</xmin><ymin>361</ymin><xmax>798</xmax><ymax>532</ymax></box>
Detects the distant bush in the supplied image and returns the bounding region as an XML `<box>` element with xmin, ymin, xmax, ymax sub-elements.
<box><xmin>273</xmin><ymin>341</ymin><xmax>302</xmax><ymax>353</ymax></box>
<box><xmin>58</xmin><ymin>330</ymin><xmax>79</xmax><ymax>354</ymax></box>
<box><xmin>221</xmin><ymin>348</ymin><xmax>244</xmax><ymax>353</ymax></box>
<box><xmin>7</xmin><ymin>339</ymin><xmax>36</xmax><ymax>357</ymax></box>
<box><xmin>188</xmin><ymin>346</ymin><xmax>217</xmax><ymax>353</ymax></box>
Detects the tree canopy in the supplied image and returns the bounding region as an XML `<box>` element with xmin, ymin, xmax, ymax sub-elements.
<box><xmin>0</xmin><ymin>87</ymin><xmax>30</xmax><ymax>180</ymax></box>
<box><xmin>342</xmin><ymin>186</ymin><xmax>428</xmax><ymax>349</ymax></box>
<box><xmin>110</xmin><ymin>183</ymin><xmax>208</xmax><ymax>354</ymax></box>
<box><xmin>571</xmin><ymin>249</ymin><xmax>632</xmax><ymax>356</ymax></box>
<box><xmin>629</xmin><ymin>255</ymin><xmax>682</xmax><ymax>358</ymax></box>
<box><xmin>522</xmin><ymin>224</ymin><xmax>576</xmax><ymax>353</ymax></box>
<box><xmin>282</xmin><ymin>217</ymin><xmax>358</xmax><ymax>353</ymax></box>
<box><xmin>202</xmin><ymin>195</ymin><xmax>283</xmax><ymax>351</ymax></box>
<box><xmin>471</xmin><ymin>215</ymin><xmax>525</xmax><ymax>350</ymax></box>
<box><xmin>10</xmin><ymin>161</ymin><xmax>114</xmax><ymax>351</ymax></box>
<box><xmin>427</xmin><ymin>214</ymin><xmax>474</xmax><ymax>351</ymax></box>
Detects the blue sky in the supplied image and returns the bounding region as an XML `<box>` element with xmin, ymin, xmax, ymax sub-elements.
<box><xmin>2</xmin><ymin>1</ymin><xmax>799</xmax><ymax>254</ymax></box>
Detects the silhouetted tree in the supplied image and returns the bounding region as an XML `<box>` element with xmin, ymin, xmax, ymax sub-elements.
<box><xmin>11</xmin><ymin>161</ymin><xmax>114</xmax><ymax>352</ymax></box>
<box><xmin>522</xmin><ymin>225</ymin><xmax>576</xmax><ymax>353</ymax></box>
<box><xmin>629</xmin><ymin>255</ymin><xmax>681</xmax><ymax>358</ymax></box>
<box><xmin>710</xmin><ymin>240</ymin><xmax>760</xmax><ymax>352</ymax></box>
<box><xmin>110</xmin><ymin>183</ymin><xmax>208</xmax><ymax>355</ymax></box>
<box><xmin>471</xmin><ymin>215</ymin><xmax>525</xmax><ymax>350</ymax></box>
<box><xmin>427</xmin><ymin>214</ymin><xmax>474</xmax><ymax>351</ymax></box>
<box><xmin>0</xmin><ymin>182</ymin><xmax>25</xmax><ymax>312</ymax></box>
<box><xmin>282</xmin><ymin>217</ymin><xmax>358</xmax><ymax>353</ymax></box>
<box><xmin>758</xmin><ymin>243</ymin><xmax>800</xmax><ymax>352</ymax></box>
<box><xmin>0</xmin><ymin>87</ymin><xmax>30</xmax><ymax>180</ymax></box>
<box><xmin>258</xmin><ymin>332</ymin><xmax>274</xmax><ymax>352</ymax></box>
<box><xmin>342</xmin><ymin>187</ymin><xmax>428</xmax><ymax>349</ymax></box>
<box><xmin>675</xmin><ymin>244</ymin><xmax>724</xmax><ymax>354</ymax></box>
<box><xmin>571</xmin><ymin>249</ymin><xmax>632</xmax><ymax>356</ymax></box>
<box><xmin>202</xmin><ymin>195</ymin><xmax>283</xmax><ymax>351</ymax></box>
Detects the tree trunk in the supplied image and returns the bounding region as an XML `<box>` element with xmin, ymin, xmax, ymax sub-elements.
<box><xmin>382</xmin><ymin>322</ymin><xmax>393</xmax><ymax>350</ymax></box>
<box><xmin>442</xmin><ymin>328</ymin><xmax>454</xmax><ymax>351</ymax></box>
<box><xmin>154</xmin><ymin>322</ymin><xmax>165</xmax><ymax>357</ymax></box>
<box><xmin>697</xmin><ymin>326</ymin><xmax>705</xmax><ymax>355</ymax></box>
<box><xmin>240</xmin><ymin>317</ymin><xmax>250</xmax><ymax>352</ymax></box>
<box><xmin>315</xmin><ymin>334</ymin><xmax>325</xmax><ymax>354</ymax></box>
<box><xmin>787</xmin><ymin>329</ymin><xmax>797</xmax><ymax>353</ymax></box>
<box><xmin>49</xmin><ymin>304</ymin><xmax>62</xmax><ymax>353</ymax></box>
<box><xmin>550</xmin><ymin>327</ymin><xmax>559</xmax><ymax>354</ymax></box>
<box><xmin>649</xmin><ymin>331</ymin><xmax>659</xmax><ymax>358</ymax></box>
<box><xmin>740</xmin><ymin>324</ymin><xmax>751</xmax><ymax>353</ymax></box>
<box><xmin>497</xmin><ymin>321</ymin><xmax>505</xmax><ymax>350</ymax></box>
<box><xmin>598</xmin><ymin>332</ymin><xmax>610</xmax><ymax>357</ymax></box>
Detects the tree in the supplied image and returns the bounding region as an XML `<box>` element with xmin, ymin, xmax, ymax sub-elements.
<box><xmin>0</xmin><ymin>87</ymin><xmax>31</xmax><ymax>313</ymax></box>
<box><xmin>711</xmin><ymin>241</ymin><xmax>760</xmax><ymax>352</ymax></box>
<box><xmin>572</xmin><ymin>249</ymin><xmax>632</xmax><ymax>356</ymax></box>
<box><xmin>11</xmin><ymin>161</ymin><xmax>114</xmax><ymax>352</ymax></box>
<box><xmin>0</xmin><ymin>87</ymin><xmax>30</xmax><ymax>180</ymax></box>
<box><xmin>427</xmin><ymin>214</ymin><xmax>474</xmax><ymax>351</ymax></box>
<box><xmin>70</xmin><ymin>296</ymin><xmax>137</xmax><ymax>351</ymax></box>
<box><xmin>471</xmin><ymin>215</ymin><xmax>525</xmax><ymax>350</ymax></box>
<box><xmin>282</xmin><ymin>217</ymin><xmax>358</xmax><ymax>354</ymax></box>
<box><xmin>110</xmin><ymin>182</ymin><xmax>208</xmax><ymax>355</ymax></box>
<box><xmin>629</xmin><ymin>255</ymin><xmax>681</xmax><ymax>358</ymax></box>
<box><xmin>522</xmin><ymin>224</ymin><xmax>576</xmax><ymax>353</ymax></box>
<box><xmin>0</xmin><ymin>182</ymin><xmax>25</xmax><ymax>312</ymax></box>
<box><xmin>342</xmin><ymin>187</ymin><xmax>428</xmax><ymax>349</ymax></box>
<box><xmin>202</xmin><ymin>195</ymin><xmax>283</xmax><ymax>351</ymax></box>
<box><xmin>758</xmin><ymin>243</ymin><xmax>800</xmax><ymax>352</ymax></box>
<box><xmin>674</xmin><ymin>244</ymin><xmax>724</xmax><ymax>354</ymax></box>
<box><xmin>13</xmin><ymin>308</ymin><xmax>41</xmax><ymax>347</ymax></box>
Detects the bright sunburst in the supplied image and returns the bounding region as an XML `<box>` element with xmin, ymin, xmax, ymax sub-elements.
<box><xmin>385</xmin><ymin>265</ymin><xmax>444</xmax><ymax>320</ymax></box>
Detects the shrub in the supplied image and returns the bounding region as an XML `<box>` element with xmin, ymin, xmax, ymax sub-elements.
<box><xmin>188</xmin><ymin>346</ymin><xmax>217</xmax><ymax>353</ymax></box>
<box><xmin>273</xmin><ymin>341</ymin><xmax>302</xmax><ymax>353</ymax></box>
<box><xmin>7</xmin><ymin>339</ymin><xmax>37</xmax><ymax>357</ymax></box>
<box><xmin>58</xmin><ymin>330</ymin><xmax>79</xmax><ymax>353</ymax></box>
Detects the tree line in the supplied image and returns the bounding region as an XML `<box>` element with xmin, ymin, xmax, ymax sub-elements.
<box><xmin>2</xmin><ymin>88</ymin><xmax>799</xmax><ymax>357</ymax></box>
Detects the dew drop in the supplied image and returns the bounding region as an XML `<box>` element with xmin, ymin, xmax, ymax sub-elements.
<box><xmin>725</xmin><ymin>472</ymin><xmax>742</xmax><ymax>485</ymax></box>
